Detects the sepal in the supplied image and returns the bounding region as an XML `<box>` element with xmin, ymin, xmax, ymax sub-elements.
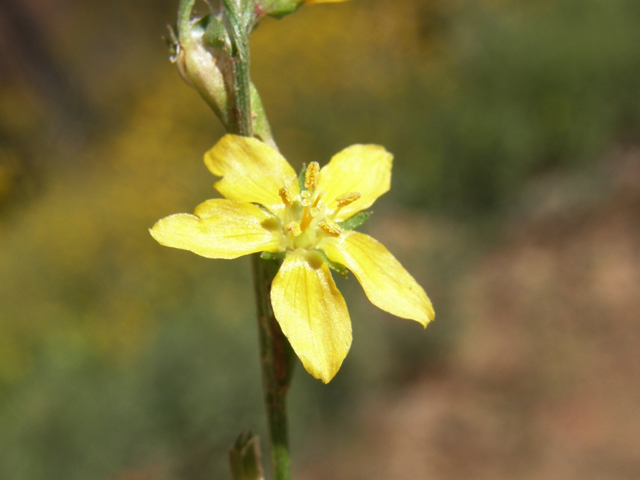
<box><xmin>338</xmin><ymin>211</ymin><xmax>371</xmax><ymax>230</ymax></box>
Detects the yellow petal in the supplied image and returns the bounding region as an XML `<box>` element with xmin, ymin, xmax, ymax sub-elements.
<box><xmin>322</xmin><ymin>231</ymin><xmax>435</xmax><ymax>326</ymax></box>
<box><xmin>317</xmin><ymin>144</ymin><xmax>392</xmax><ymax>221</ymax></box>
<box><xmin>204</xmin><ymin>134</ymin><xmax>299</xmax><ymax>213</ymax></box>
<box><xmin>271</xmin><ymin>250</ymin><xmax>352</xmax><ymax>383</ymax></box>
<box><xmin>150</xmin><ymin>199</ymin><xmax>283</xmax><ymax>259</ymax></box>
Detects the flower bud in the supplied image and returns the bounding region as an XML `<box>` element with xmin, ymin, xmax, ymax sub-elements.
<box><xmin>172</xmin><ymin>14</ymin><xmax>230</xmax><ymax>126</ymax></box>
<box><xmin>259</xmin><ymin>0</ymin><xmax>347</xmax><ymax>19</ymax></box>
<box><xmin>229</xmin><ymin>431</ymin><xmax>265</xmax><ymax>480</ymax></box>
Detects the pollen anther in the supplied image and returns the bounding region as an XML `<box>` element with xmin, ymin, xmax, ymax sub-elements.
<box><xmin>279</xmin><ymin>185</ymin><xmax>293</xmax><ymax>206</ymax></box>
<box><xmin>318</xmin><ymin>221</ymin><xmax>342</xmax><ymax>237</ymax></box>
<box><xmin>305</xmin><ymin>162</ymin><xmax>320</xmax><ymax>190</ymax></box>
<box><xmin>336</xmin><ymin>192</ymin><xmax>361</xmax><ymax>208</ymax></box>
<box><xmin>285</xmin><ymin>222</ymin><xmax>302</xmax><ymax>237</ymax></box>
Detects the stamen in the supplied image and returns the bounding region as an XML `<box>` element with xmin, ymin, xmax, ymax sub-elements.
<box><xmin>285</xmin><ymin>222</ymin><xmax>302</xmax><ymax>237</ymax></box>
<box><xmin>279</xmin><ymin>185</ymin><xmax>293</xmax><ymax>207</ymax></box>
<box><xmin>336</xmin><ymin>192</ymin><xmax>361</xmax><ymax>208</ymax></box>
<box><xmin>310</xmin><ymin>207</ymin><xmax>320</xmax><ymax>217</ymax></box>
<box><xmin>318</xmin><ymin>221</ymin><xmax>342</xmax><ymax>237</ymax></box>
<box><xmin>305</xmin><ymin>162</ymin><xmax>320</xmax><ymax>190</ymax></box>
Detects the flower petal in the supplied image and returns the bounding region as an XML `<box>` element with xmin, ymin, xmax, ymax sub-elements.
<box><xmin>150</xmin><ymin>199</ymin><xmax>284</xmax><ymax>259</ymax></box>
<box><xmin>204</xmin><ymin>134</ymin><xmax>299</xmax><ymax>212</ymax></box>
<box><xmin>271</xmin><ymin>250</ymin><xmax>352</xmax><ymax>383</ymax></box>
<box><xmin>322</xmin><ymin>231</ymin><xmax>435</xmax><ymax>326</ymax></box>
<box><xmin>317</xmin><ymin>144</ymin><xmax>392</xmax><ymax>221</ymax></box>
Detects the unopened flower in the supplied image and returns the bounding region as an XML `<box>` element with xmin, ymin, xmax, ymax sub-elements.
<box><xmin>150</xmin><ymin>135</ymin><xmax>434</xmax><ymax>383</ymax></box>
<box><xmin>261</xmin><ymin>0</ymin><xmax>348</xmax><ymax>19</ymax></box>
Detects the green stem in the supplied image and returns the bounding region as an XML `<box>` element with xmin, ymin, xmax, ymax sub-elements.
<box><xmin>221</xmin><ymin>2</ymin><xmax>294</xmax><ymax>479</ymax></box>
<box><xmin>253</xmin><ymin>257</ymin><xmax>294</xmax><ymax>480</ymax></box>
<box><xmin>223</xmin><ymin>0</ymin><xmax>253</xmax><ymax>137</ymax></box>
<box><xmin>177</xmin><ymin>1</ymin><xmax>289</xmax><ymax>478</ymax></box>
<box><xmin>177</xmin><ymin>0</ymin><xmax>195</xmax><ymax>36</ymax></box>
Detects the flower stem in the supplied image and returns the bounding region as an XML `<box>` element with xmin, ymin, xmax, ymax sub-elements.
<box><xmin>222</xmin><ymin>0</ymin><xmax>253</xmax><ymax>137</ymax></box>
<box><xmin>221</xmin><ymin>2</ymin><xmax>295</xmax><ymax>479</ymax></box>
<box><xmin>252</xmin><ymin>256</ymin><xmax>295</xmax><ymax>480</ymax></box>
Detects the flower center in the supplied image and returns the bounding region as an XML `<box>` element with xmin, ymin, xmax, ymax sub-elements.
<box><xmin>277</xmin><ymin>162</ymin><xmax>360</xmax><ymax>251</ymax></box>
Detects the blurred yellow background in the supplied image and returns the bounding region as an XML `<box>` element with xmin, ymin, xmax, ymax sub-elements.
<box><xmin>1</xmin><ymin>0</ymin><xmax>640</xmax><ymax>478</ymax></box>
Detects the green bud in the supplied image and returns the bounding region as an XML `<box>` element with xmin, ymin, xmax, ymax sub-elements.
<box><xmin>229</xmin><ymin>431</ymin><xmax>265</xmax><ymax>480</ymax></box>
<box><xmin>259</xmin><ymin>0</ymin><xmax>304</xmax><ymax>19</ymax></box>
<box><xmin>174</xmin><ymin>14</ymin><xmax>230</xmax><ymax>126</ymax></box>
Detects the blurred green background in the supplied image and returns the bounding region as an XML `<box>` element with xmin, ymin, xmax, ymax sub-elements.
<box><xmin>1</xmin><ymin>0</ymin><xmax>640</xmax><ymax>478</ymax></box>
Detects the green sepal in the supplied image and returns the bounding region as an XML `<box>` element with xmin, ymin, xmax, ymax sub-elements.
<box><xmin>297</xmin><ymin>164</ymin><xmax>308</xmax><ymax>192</ymax></box>
<box><xmin>338</xmin><ymin>211</ymin><xmax>372</xmax><ymax>231</ymax></box>
<box><xmin>202</xmin><ymin>15</ymin><xmax>230</xmax><ymax>50</ymax></box>
<box><xmin>260</xmin><ymin>251</ymin><xmax>286</xmax><ymax>261</ymax></box>
<box><xmin>316</xmin><ymin>249</ymin><xmax>349</xmax><ymax>278</ymax></box>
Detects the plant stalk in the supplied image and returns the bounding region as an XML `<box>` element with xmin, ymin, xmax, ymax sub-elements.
<box><xmin>221</xmin><ymin>2</ymin><xmax>294</xmax><ymax>479</ymax></box>
<box><xmin>252</xmin><ymin>257</ymin><xmax>294</xmax><ymax>480</ymax></box>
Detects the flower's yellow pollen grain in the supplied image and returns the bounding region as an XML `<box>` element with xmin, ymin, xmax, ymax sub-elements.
<box><xmin>318</xmin><ymin>221</ymin><xmax>342</xmax><ymax>237</ymax></box>
<box><xmin>301</xmin><ymin>191</ymin><xmax>311</xmax><ymax>199</ymax></box>
<box><xmin>305</xmin><ymin>162</ymin><xmax>320</xmax><ymax>190</ymax></box>
<box><xmin>285</xmin><ymin>222</ymin><xmax>302</xmax><ymax>237</ymax></box>
<box><xmin>336</xmin><ymin>192</ymin><xmax>361</xmax><ymax>208</ymax></box>
<box><xmin>279</xmin><ymin>185</ymin><xmax>293</xmax><ymax>207</ymax></box>
<box><xmin>310</xmin><ymin>207</ymin><xmax>320</xmax><ymax>217</ymax></box>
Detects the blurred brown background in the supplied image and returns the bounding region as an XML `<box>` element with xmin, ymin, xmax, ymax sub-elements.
<box><xmin>1</xmin><ymin>0</ymin><xmax>639</xmax><ymax>479</ymax></box>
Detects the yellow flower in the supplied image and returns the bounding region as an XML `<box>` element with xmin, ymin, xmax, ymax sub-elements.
<box><xmin>150</xmin><ymin>135</ymin><xmax>435</xmax><ymax>383</ymax></box>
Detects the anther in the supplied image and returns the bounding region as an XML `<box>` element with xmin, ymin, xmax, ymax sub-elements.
<box><xmin>305</xmin><ymin>162</ymin><xmax>320</xmax><ymax>190</ymax></box>
<box><xmin>279</xmin><ymin>185</ymin><xmax>293</xmax><ymax>207</ymax></box>
<box><xmin>336</xmin><ymin>192</ymin><xmax>361</xmax><ymax>208</ymax></box>
<box><xmin>285</xmin><ymin>222</ymin><xmax>302</xmax><ymax>237</ymax></box>
<box><xmin>310</xmin><ymin>207</ymin><xmax>320</xmax><ymax>217</ymax></box>
<box><xmin>318</xmin><ymin>221</ymin><xmax>342</xmax><ymax>237</ymax></box>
